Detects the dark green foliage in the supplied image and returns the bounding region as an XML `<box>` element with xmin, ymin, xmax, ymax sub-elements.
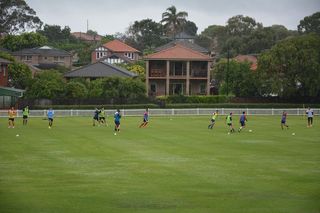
<box><xmin>37</xmin><ymin>24</ymin><xmax>76</xmax><ymax>43</ymax></box>
<box><xmin>65</xmin><ymin>81</ymin><xmax>88</xmax><ymax>98</ymax></box>
<box><xmin>213</xmin><ymin>59</ymin><xmax>260</xmax><ymax>97</ymax></box>
<box><xmin>0</xmin><ymin>32</ymin><xmax>47</xmax><ymax>51</ymax></box>
<box><xmin>161</xmin><ymin>6</ymin><xmax>188</xmax><ymax>37</ymax></box>
<box><xmin>0</xmin><ymin>0</ymin><xmax>42</xmax><ymax>34</ymax></box>
<box><xmin>258</xmin><ymin>33</ymin><xmax>320</xmax><ymax>98</ymax></box>
<box><xmin>157</xmin><ymin>95</ymin><xmax>231</xmax><ymax>104</ymax></box>
<box><xmin>126</xmin><ymin>19</ymin><xmax>167</xmax><ymax>51</ymax></box>
<box><xmin>298</xmin><ymin>12</ymin><xmax>320</xmax><ymax>34</ymax></box>
<box><xmin>27</xmin><ymin>71</ymin><xmax>65</xmax><ymax>99</ymax></box>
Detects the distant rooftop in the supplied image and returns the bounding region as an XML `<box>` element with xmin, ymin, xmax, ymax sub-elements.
<box><xmin>11</xmin><ymin>46</ymin><xmax>71</xmax><ymax>57</ymax></box>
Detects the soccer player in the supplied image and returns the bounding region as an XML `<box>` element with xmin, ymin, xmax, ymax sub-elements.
<box><xmin>208</xmin><ymin>110</ymin><xmax>218</xmax><ymax>130</ymax></box>
<box><xmin>93</xmin><ymin>108</ymin><xmax>100</xmax><ymax>126</ymax></box>
<box><xmin>47</xmin><ymin>108</ymin><xmax>54</xmax><ymax>128</ymax></box>
<box><xmin>139</xmin><ymin>108</ymin><xmax>149</xmax><ymax>128</ymax></box>
<box><xmin>8</xmin><ymin>106</ymin><xmax>17</xmax><ymax>128</ymax></box>
<box><xmin>238</xmin><ymin>111</ymin><xmax>248</xmax><ymax>132</ymax></box>
<box><xmin>99</xmin><ymin>107</ymin><xmax>107</xmax><ymax>126</ymax></box>
<box><xmin>306</xmin><ymin>107</ymin><xmax>314</xmax><ymax>127</ymax></box>
<box><xmin>114</xmin><ymin>109</ymin><xmax>121</xmax><ymax>133</ymax></box>
<box><xmin>281</xmin><ymin>111</ymin><xmax>289</xmax><ymax>130</ymax></box>
<box><xmin>226</xmin><ymin>112</ymin><xmax>235</xmax><ymax>133</ymax></box>
<box><xmin>22</xmin><ymin>105</ymin><xmax>29</xmax><ymax>125</ymax></box>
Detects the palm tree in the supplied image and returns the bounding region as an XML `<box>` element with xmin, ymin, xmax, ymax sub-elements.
<box><xmin>161</xmin><ymin>6</ymin><xmax>188</xmax><ymax>38</ymax></box>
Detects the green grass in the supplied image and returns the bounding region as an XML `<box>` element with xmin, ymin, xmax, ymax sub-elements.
<box><xmin>0</xmin><ymin>115</ymin><xmax>319</xmax><ymax>213</ymax></box>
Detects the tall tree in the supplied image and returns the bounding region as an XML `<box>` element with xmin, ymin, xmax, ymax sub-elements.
<box><xmin>183</xmin><ymin>21</ymin><xmax>198</xmax><ymax>36</ymax></box>
<box><xmin>127</xmin><ymin>19</ymin><xmax>166</xmax><ymax>51</ymax></box>
<box><xmin>161</xmin><ymin>6</ymin><xmax>188</xmax><ymax>37</ymax></box>
<box><xmin>298</xmin><ymin>12</ymin><xmax>320</xmax><ymax>34</ymax></box>
<box><xmin>258</xmin><ymin>34</ymin><xmax>320</xmax><ymax>98</ymax></box>
<box><xmin>0</xmin><ymin>0</ymin><xmax>42</xmax><ymax>34</ymax></box>
<box><xmin>37</xmin><ymin>24</ymin><xmax>74</xmax><ymax>43</ymax></box>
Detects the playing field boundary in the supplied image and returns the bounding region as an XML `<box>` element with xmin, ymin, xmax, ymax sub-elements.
<box><xmin>0</xmin><ymin>108</ymin><xmax>318</xmax><ymax>117</ymax></box>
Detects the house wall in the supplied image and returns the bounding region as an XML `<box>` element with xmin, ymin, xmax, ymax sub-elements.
<box><xmin>0</xmin><ymin>64</ymin><xmax>9</xmax><ymax>87</ymax></box>
<box><xmin>14</xmin><ymin>55</ymin><xmax>72</xmax><ymax>69</ymax></box>
<box><xmin>148</xmin><ymin>80</ymin><xmax>166</xmax><ymax>96</ymax></box>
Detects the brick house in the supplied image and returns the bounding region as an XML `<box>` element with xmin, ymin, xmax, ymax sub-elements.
<box><xmin>144</xmin><ymin>44</ymin><xmax>213</xmax><ymax>96</ymax></box>
<box><xmin>0</xmin><ymin>57</ymin><xmax>11</xmax><ymax>87</ymax></box>
<box><xmin>71</xmin><ymin>32</ymin><xmax>102</xmax><ymax>42</ymax></box>
<box><xmin>12</xmin><ymin>46</ymin><xmax>72</xmax><ymax>69</ymax></box>
<box><xmin>91</xmin><ymin>40</ymin><xmax>140</xmax><ymax>64</ymax></box>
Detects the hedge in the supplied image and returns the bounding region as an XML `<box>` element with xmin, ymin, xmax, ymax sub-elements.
<box><xmin>156</xmin><ymin>95</ymin><xmax>232</xmax><ymax>104</ymax></box>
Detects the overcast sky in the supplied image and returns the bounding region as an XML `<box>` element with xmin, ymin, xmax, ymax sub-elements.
<box><xmin>26</xmin><ymin>0</ymin><xmax>320</xmax><ymax>35</ymax></box>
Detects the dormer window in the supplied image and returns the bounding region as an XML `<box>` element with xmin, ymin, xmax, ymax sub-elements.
<box><xmin>124</xmin><ymin>52</ymin><xmax>134</xmax><ymax>60</ymax></box>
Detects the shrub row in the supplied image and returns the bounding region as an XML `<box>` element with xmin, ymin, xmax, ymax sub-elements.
<box><xmin>156</xmin><ymin>95</ymin><xmax>232</xmax><ymax>104</ymax></box>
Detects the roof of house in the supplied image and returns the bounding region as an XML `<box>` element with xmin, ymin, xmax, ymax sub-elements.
<box><xmin>172</xmin><ymin>32</ymin><xmax>196</xmax><ymax>39</ymax></box>
<box><xmin>103</xmin><ymin>40</ymin><xmax>140</xmax><ymax>53</ymax></box>
<box><xmin>11</xmin><ymin>46</ymin><xmax>71</xmax><ymax>57</ymax></box>
<box><xmin>144</xmin><ymin>44</ymin><xmax>212</xmax><ymax>61</ymax></box>
<box><xmin>72</xmin><ymin>32</ymin><xmax>102</xmax><ymax>41</ymax></box>
<box><xmin>155</xmin><ymin>40</ymin><xmax>209</xmax><ymax>54</ymax></box>
<box><xmin>0</xmin><ymin>86</ymin><xmax>25</xmax><ymax>97</ymax></box>
<box><xmin>0</xmin><ymin>57</ymin><xmax>12</xmax><ymax>64</ymax></box>
<box><xmin>64</xmin><ymin>61</ymin><xmax>137</xmax><ymax>78</ymax></box>
<box><xmin>234</xmin><ymin>55</ymin><xmax>258</xmax><ymax>70</ymax></box>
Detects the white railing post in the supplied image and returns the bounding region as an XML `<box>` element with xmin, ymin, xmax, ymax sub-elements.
<box><xmin>71</xmin><ymin>109</ymin><xmax>73</xmax><ymax>116</ymax></box>
<box><xmin>172</xmin><ymin>108</ymin><xmax>174</xmax><ymax>115</ymax></box>
<box><xmin>43</xmin><ymin>109</ymin><xmax>46</xmax><ymax>117</ymax></box>
<box><xmin>197</xmin><ymin>108</ymin><xmax>199</xmax><ymax>115</ymax></box>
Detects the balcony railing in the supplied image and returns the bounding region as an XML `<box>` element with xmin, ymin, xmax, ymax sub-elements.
<box><xmin>150</xmin><ymin>69</ymin><xmax>166</xmax><ymax>77</ymax></box>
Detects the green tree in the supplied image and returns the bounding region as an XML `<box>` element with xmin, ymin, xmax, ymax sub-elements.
<box><xmin>127</xmin><ymin>19</ymin><xmax>166</xmax><ymax>50</ymax></box>
<box><xmin>87</xmin><ymin>79</ymin><xmax>104</xmax><ymax>98</ymax></box>
<box><xmin>0</xmin><ymin>32</ymin><xmax>47</xmax><ymax>51</ymax></box>
<box><xmin>27</xmin><ymin>71</ymin><xmax>65</xmax><ymax>99</ymax></box>
<box><xmin>161</xmin><ymin>6</ymin><xmax>188</xmax><ymax>37</ymax></box>
<box><xmin>258</xmin><ymin>33</ymin><xmax>320</xmax><ymax>98</ymax></box>
<box><xmin>37</xmin><ymin>24</ymin><xmax>75</xmax><ymax>43</ymax></box>
<box><xmin>65</xmin><ymin>81</ymin><xmax>88</xmax><ymax>98</ymax></box>
<box><xmin>0</xmin><ymin>0</ymin><xmax>42</xmax><ymax>34</ymax></box>
<box><xmin>298</xmin><ymin>12</ymin><xmax>320</xmax><ymax>34</ymax></box>
<box><xmin>183</xmin><ymin>21</ymin><xmax>198</xmax><ymax>36</ymax></box>
<box><xmin>213</xmin><ymin>59</ymin><xmax>260</xmax><ymax>97</ymax></box>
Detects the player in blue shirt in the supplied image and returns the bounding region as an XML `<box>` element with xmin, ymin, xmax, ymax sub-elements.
<box><xmin>139</xmin><ymin>108</ymin><xmax>149</xmax><ymax>128</ymax></box>
<box><xmin>238</xmin><ymin>111</ymin><xmax>247</xmax><ymax>132</ymax></box>
<box><xmin>114</xmin><ymin>109</ymin><xmax>121</xmax><ymax>134</ymax></box>
<box><xmin>281</xmin><ymin>111</ymin><xmax>289</xmax><ymax>130</ymax></box>
<box><xmin>47</xmin><ymin>108</ymin><xmax>54</xmax><ymax>128</ymax></box>
<box><xmin>93</xmin><ymin>108</ymin><xmax>100</xmax><ymax>126</ymax></box>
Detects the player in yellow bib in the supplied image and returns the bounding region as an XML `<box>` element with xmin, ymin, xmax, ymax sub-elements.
<box><xmin>208</xmin><ymin>110</ymin><xmax>218</xmax><ymax>130</ymax></box>
<box><xmin>8</xmin><ymin>107</ymin><xmax>17</xmax><ymax>128</ymax></box>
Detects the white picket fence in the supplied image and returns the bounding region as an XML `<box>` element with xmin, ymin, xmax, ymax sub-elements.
<box><xmin>0</xmin><ymin>108</ymin><xmax>318</xmax><ymax>118</ymax></box>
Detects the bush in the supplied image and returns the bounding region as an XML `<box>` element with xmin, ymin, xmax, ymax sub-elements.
<box><xmin>156</xmin><ymin>95</ymin><xmax>232</xmax><ymax>104</ymax></box>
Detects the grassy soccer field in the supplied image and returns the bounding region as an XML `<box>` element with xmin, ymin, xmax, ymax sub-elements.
<box><xmin>0</xmin><ymin>115</ymin><xmax>319</xmax><ymax>213</ymax></box>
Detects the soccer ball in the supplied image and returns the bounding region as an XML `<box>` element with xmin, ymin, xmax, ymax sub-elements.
<box><xmin>114</xmin><ymin>133</ymin><xmax>117</xmax><ymax>136</ymax></box>
<box><xmin>228</xmin><ymin>132</ymin><xmax>230</xmax><ymax>135</ymax></box>
<box><xmin>292</xmin><ymin>133</ymin><xmax>295</xmax><ymax>136</ymax></box>
<box><xmin>16</xmin><ymin>134</ymin><xmax>19</xmax><ymax>137</ymax></box>
<box><xmin>249</xmin><ymin>130</ymin><xmax>252</xmax><ymax>132</ymax></box>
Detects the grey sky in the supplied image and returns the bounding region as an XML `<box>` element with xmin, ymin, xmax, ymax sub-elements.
<box><xmin>26</xmin><ymin>0</ymin><xmax>320</xmax><ymax>35</ymax></box>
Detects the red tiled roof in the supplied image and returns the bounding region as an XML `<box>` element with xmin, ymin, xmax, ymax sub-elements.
<box><xmin>234</xmin><ymin>55</ymin><xmax>258</xmax><ymax>70</ymax></box>
<box><xmin>144</xmin><ymin>44</ymin><xmax>212</xmax><ymax>61</ymax></box>
<box><xmin>72</xmin><ymin>32</ymin><xmax>102</xmax><ymax>41</ymax></box>
<box><xmin>103</xmin><ymin>40</ymin><xmax>140</xmax><ymax>53</ymax></box>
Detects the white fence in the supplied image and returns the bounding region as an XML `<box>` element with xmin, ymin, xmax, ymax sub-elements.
<box><xmin>0</xmin><ymin>108</ymin><xmax>318</xmax><ymax>118</ymax></box>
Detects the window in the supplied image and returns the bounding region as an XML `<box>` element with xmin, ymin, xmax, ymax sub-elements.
<box><xmin>96</xmin><ymin>52</ymin><xmax>99</xmax><ymax>59</ymax></box>
<box><xmin>54</xmin><ymin>56</ymin><xmax>59</xmax><ymax>61</ymax></box>
<box><xmin>59</xmin><ymin>56</ymin><xmax>65</xmax><ymax>61</ymax></box>
<box><xmin>44</xmin><ymin>57</ymin><xmax>48</xmax><ymax>60</ymax></box>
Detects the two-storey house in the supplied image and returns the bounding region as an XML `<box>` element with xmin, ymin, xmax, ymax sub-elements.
<box><xmin>91</xmin><ymin>40</ymin><xmax>140</xmax><ymax>64</ymax></box>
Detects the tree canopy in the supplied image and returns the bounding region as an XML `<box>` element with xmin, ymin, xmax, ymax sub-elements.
<box><xmin>0</xmin><ymin>0</ymin><xmax>42</xmax><ymax>34</ymax></box>
<box><xmin>161</xmin><ymin>6</ymin><xmax>188</xmax><ymax>37</ymax></box>
<box><xmin>298</xmin><ymin>12</ymin><xmax>320</xmax><ymax>34</ymax></box>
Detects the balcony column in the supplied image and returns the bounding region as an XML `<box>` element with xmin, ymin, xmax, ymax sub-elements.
<box><xmin>207</xmin><ymin>61</ymin><xmax>211</xmax><ymax>95</ymax></box>
<box><xmin>145</xmin><ymin>60</ymin><xmax>149</xmax><ymax>96</ymax></box>
<box><xmin>166</xmin><ymin>60</ymin><xmax>170</xmax><ymax>96</ymax></box>
<box><xmin>186</xmin><ymin>61</ymin><xmax>190</xmax><ymax>95</ymax></box>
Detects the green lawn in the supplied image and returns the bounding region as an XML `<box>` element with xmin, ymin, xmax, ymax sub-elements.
<box><xmin>0</xmin><ymin>115</ymin><xmax>319</xmax><ymax>213</ymax></box>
